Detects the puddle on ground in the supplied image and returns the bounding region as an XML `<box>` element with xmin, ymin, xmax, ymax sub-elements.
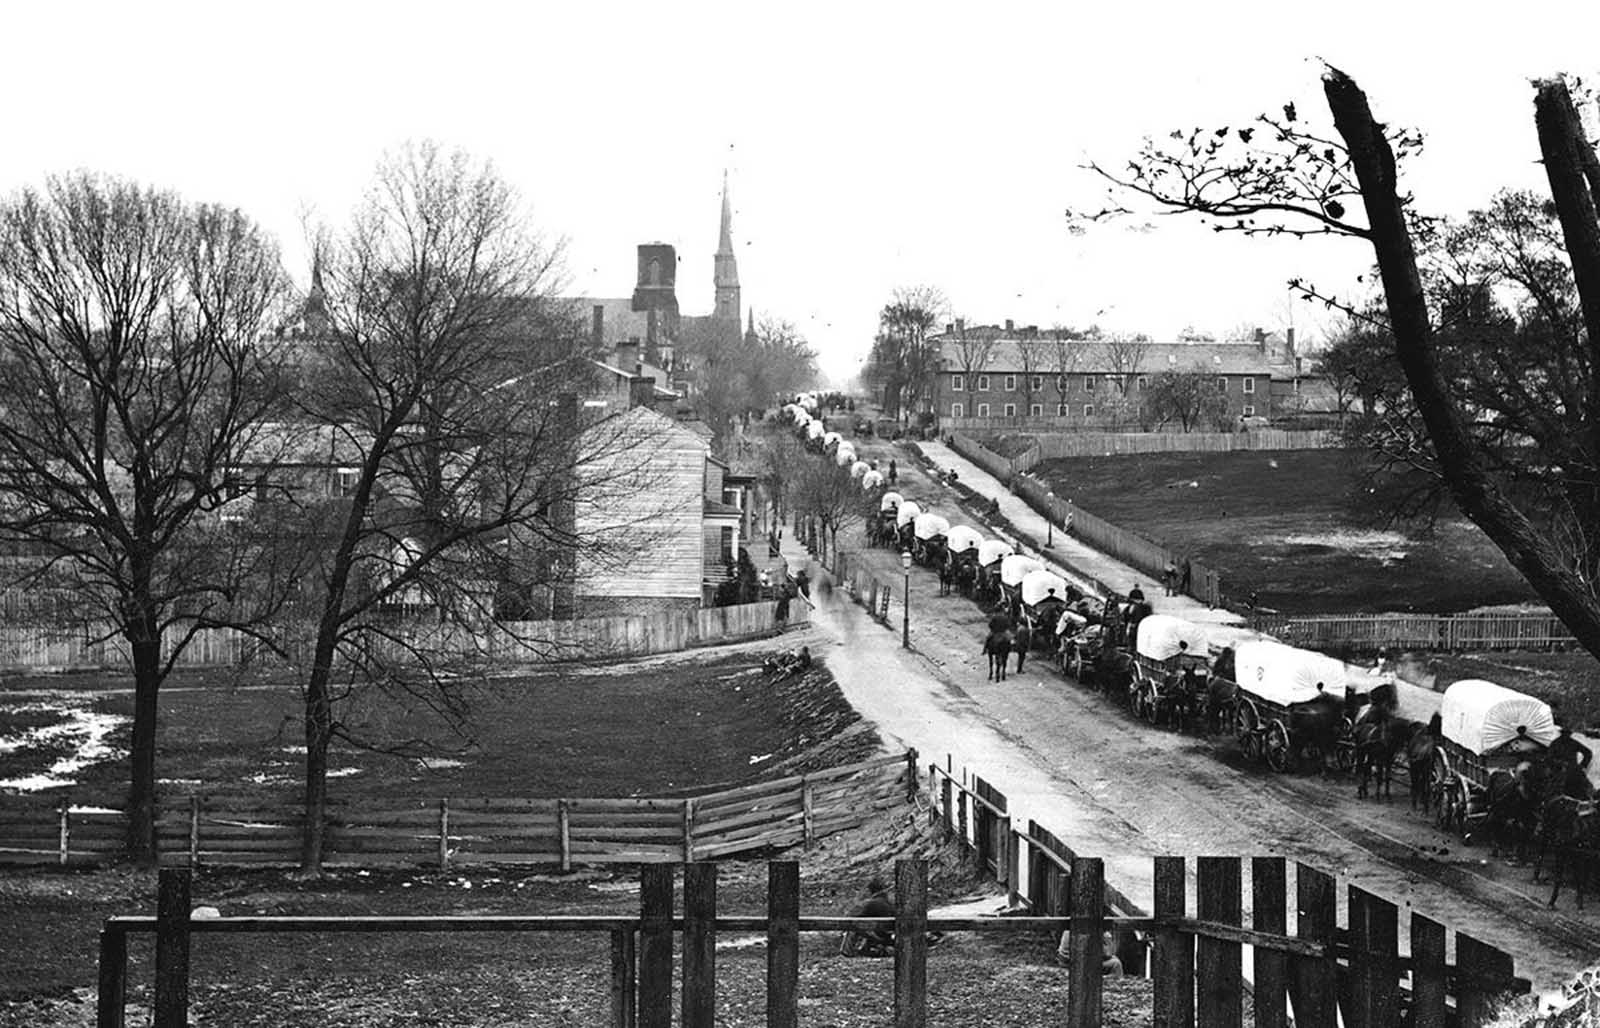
<box><xmin>0</xmin><ymin>697</ymin><xmax>127</xmax><ymax>792</ymax></box>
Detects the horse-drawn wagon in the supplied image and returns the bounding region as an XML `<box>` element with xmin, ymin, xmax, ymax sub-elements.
<box><xmin>894</xmin><ymin>501</ymin><xmax>923</xmax><ymax>551</ymax></box>
<box><xmin>1019</xmin><ymin>569</ymin><xmax>1069</xmax><ymax>651</ymax></box>
<box><xmin>998</xmin><ymin>554</ymin><xmax>1041</xmax><ymax>616</ymax></box>
<box><xmin>870</xmin><ymin>491</ymin><xmax>903</xmax><ymax>546</ymax></box>
<box><xmin>1430</xmin><ymin>678</ymin><xmax>1557</xmax><ymax>836</ymax></box>
<box><xmin>975</xmin><ymin>540</ymin><xmax>1013</xmax><ymax>600</ymax></box>
<box><xmin>912</xmin><ymin>512</ymin><xmax>951</xmax><ymax>568</ymax></box>
<box><xmin>1130</xmin><ymin>615</ymin><xmax>1211</xmax><ymax>728</ymax></box>
<box><xmin>861</xmin><ymin>469</ymin><xmax>884</xmax><ymax>491</ymax></box>
<box><xmin>1227</xmin><ymin>640</ymin><xmax>1355</xmax><ymax>772</ymax></box>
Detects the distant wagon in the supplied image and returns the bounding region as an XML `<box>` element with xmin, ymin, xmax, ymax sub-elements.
<box><xmin>1129</xmin><ymin>615</ymin><xmax>1212</xmax><ymax>726</ymax></box>
<box><xmin>998</xmin><ymin>554</ymin><xmax>1042</xmax><ymax>613</ymax></box>
<box><xmin>912</xmin><ymin>512</ymin><xmax>951</xmax><ymax>568</ymax></box>
<box><xmin>1226</xmin><ymin>639</ymin><xmax>1358</xmax><ymax>773</ymax></box>
<box><xmin>975</xmin><ymin>539</ymin><xmax>1014</xmax><ymax>600</ymax></box>
<box><xmin>894</xmin><ymin>501</ymin><xmax>923</xmax><ymax>551</ymax></box>
<box><xmin>1430</xmin><ymin>678</ymin><xmax>1557</xmax><ymax>835</ymax></box>
<box><xmin>1019</xmin><ymin>569</ymin><xmax>1069</xmax><ymax>651</ymax></box>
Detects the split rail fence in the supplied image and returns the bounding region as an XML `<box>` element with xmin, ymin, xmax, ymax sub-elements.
<box><xmin>0</xmin><ymin>598</ymin><xmax>805</xmax><ymax>673</ymax></box>
<box><xmin>102</xmin><ymin>853</ymin><xmax>1525</xmax><ymax>1028</ymax></box>
<box><xmin>0</xmin><ymin>752</ymin><xmax>914</xmax><ymax>868</ymax></box>
<box><xmin>926</xmin><ymin>760</ymin><xmax>1526</xmax><ymax>1028</ymax></box>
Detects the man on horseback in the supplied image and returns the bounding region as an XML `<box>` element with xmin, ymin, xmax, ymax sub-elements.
<box><xmin>1549</xmin><ymin>722</ymin><xmax>1594</xmax><ymax>773</ymax></box>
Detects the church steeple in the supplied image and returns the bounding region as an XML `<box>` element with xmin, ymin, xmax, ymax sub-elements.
<box><xmin>713</xmin><ymin>170</ymin><xmax>741</xmax><ymax>325</ymax></box>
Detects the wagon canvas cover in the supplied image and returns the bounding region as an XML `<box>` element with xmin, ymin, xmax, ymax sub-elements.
<box><xmin>978</xmin><ymin>540</ymin><xmax>1014</xmax><ymax>568</ymax></box>
<box><xmin>1233</xmin><ymin>639</ymin><xmax>1349</xmax><ymax>707</ymax></box>
<box><xmin>912</xmin><ymin>513</ymin><xmax>951</xmax><ymax>541</ymax></box>
<box><xmin>946</xmin><ymin>525</ymin><xmax>983</xmax><ymax>554</ymax></box>
<box><xmin>879</xmin><ymin>491</ymin><xmax>903</xmax><ymax>512</ymax></box>
<box><xmin>895</xmin><ymin>501</ymin><xmax>923</xmax><ymax>528</ymax></box>
<box><xmin>862</xmin><ymin>470</ymin><xmax>884</xmax><ymax>490</ymax></box>
<box><xmin>999</xmin><ymin>554</ymin><xmax>1041</xmax><ymax>587</ymax></box>
<box><xmin>1440</xmin><ymin>679</ymin><xmax>1558</xmax><ymax>755</ymax></box>
<box><xmin>1134</xmin><ymin>614</ymin><xmax>1210</xmax><ymax>662</ymax></box>
<box><xmin>1021</xmin><ymin>570</ymin><xmax>1068</xmax><ymax>608</ymax></box>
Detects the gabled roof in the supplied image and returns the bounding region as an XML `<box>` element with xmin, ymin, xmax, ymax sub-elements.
<box><xmin>587</xmin><ymin>403</ymin><xmax>709</xmax><ymax>453</ymax></box>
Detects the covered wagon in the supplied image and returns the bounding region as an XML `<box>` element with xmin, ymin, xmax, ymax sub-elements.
<box><xmin>1227</xmin><ymin>640</ymin><xmax>1355</xmax><ymax>772</ymax></box>
<box><xmin>1431</xmin><ymin>679</ymin><xmax>1557</xmax><ymax>835</ymax></box>
<box><xmin>911</xmin><ymin>512</ymin><xmax>951</xmax><ymax>567</ymax></box>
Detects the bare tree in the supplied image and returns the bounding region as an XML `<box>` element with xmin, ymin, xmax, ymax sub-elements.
<box><xmin>874</xmin><ymin>286</ymin><xmax>947</xmax><ymax>422</ymax></box>
<box><xmin>950</xmin><ymin>319</ymin><xmax>996</xmax><ymax>395</ymax></box>
<box><xmin>1049</xmin><ymin>326</ymin><xmax>1088</xmax><ymax>417</ymax></box>
<box><xmin>1016</xmin><ymin>334</ymin><xmax>1052</xmax><ymax>417</ymax></box>
<box><xmin>1081</xmin><ymin>66</ymin><xmax>1600</xmax><ymax>660</ymax></box>
<box><xmin>793</xmin><ymin>456</ymin><xmax>860</xmax><ymax>566</ymax></box>
<box><xmin>1098</xmin><ymin>334</ymin><xmax>1150</xmax><ymax>426</ymax></box>
<box><xmin>0</xmin><ymin>173</ymin><xmax>293</xmax><ymax>860</ymax></box>
<box><xmin>1146</xmin><ymin>369</ymin><xmax>1228</xmax><ymax>432</ymax></box>
<box><xmin>289</xmin><ymin>142</ymin><xmax>646</xmax><ymax>874</ymax></box>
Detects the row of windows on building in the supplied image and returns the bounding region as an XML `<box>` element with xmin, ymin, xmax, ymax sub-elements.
<box><xmin>949</xmin><ymin>402</ymin><xmax>1258</xmax><ymax>418</ymax></box>
<box><xmin>952</xmin><ymin>374</ymin><xmax>1256</xmax><ymax>395</ymax></box>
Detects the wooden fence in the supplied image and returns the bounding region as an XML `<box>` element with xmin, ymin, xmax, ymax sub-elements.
<box><xmin>104</xmin><ymin>855</ymin><xmax>1527</xmax><ymax>1028</ymax></box>
<box><xmin>0</xmin><ymin>752</ymin><xmax>913</xmax><ymax>868</ymax></box>
<box><xmin>926</xmin><ymin>760</ymin><xmax>1526</xmax><ymax>1028</ymax></box>
<box><xmin>1252</xmin><ymin>612</ymin><xmax>1577</xmax><ymax>654</ymax></box>
<box><xmin>832</xmin><ymin>550</ymin><xmax>898</xmax><ymax>628</ymax></box>
<box><xmin>0</xmin><ymin>599</ymin><xmax>807</xmax><ymax>673</ymax></box>
<box><xmin>1011</xmin><ymin>429</ymin><xmax>1340</xmax><ymax>464</ymax></box>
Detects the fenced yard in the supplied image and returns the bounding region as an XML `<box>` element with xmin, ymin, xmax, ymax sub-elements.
<box><xmin>1253</xmin><ymin>612</ymin><xmax>1578</xmax><ymax>655</ymax></box>
<box><xmin>0</xmin><ymin>752</ymin><xmax>915</xmax><ymax>868</ymax></box>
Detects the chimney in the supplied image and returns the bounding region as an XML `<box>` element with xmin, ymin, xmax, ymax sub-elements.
<box><xmin>1253</xmin><ymin>327</ymin><xmax>1266</xmax><ymax>352</ymax></box>
<box><xmin>955</xmin><ymin>317</ymin><xmax>966</xmax><ymax>335</ymax></box>
<box><xmin>1286</xmin><ymin>327</ymin><xmax>1296</xmax><ymax>356</ymax></box>
<box><xmin>591</xmin><ymin>305</ymin><xmax>605</xmax><ymax>348</ymax></box>
<box><xmin>628</xmin><ymin>372</ymin><xmax>655</xmax><ymax>409</ymax></box>
<box><xmin>945</xmin><ymin>323</ymin><xmax>954</xmax><ymax>335</ymax></box>
<box><xmin>1005</xmin><ymin>318</ymin><xmax>1015</xmax><ymax>333</ymax></box>
<box><xmin>615</xmin><ymin>339</ymin><xmax>640</xmax><ymax>371</ymax></box>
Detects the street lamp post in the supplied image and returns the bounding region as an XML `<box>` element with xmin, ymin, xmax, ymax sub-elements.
<box><xmin>1045</xmin><ymin>491</ymin><xmax>1055</xmax><ymax>548</ymax></box>
<box><xmin>901</xmin><ymin>550</ymin><xmax>913</xmax><ymax>649</ymax></box>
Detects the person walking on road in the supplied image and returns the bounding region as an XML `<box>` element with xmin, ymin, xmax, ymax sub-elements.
<box><xmin>888</xmin><ymin>459</ymin><xmax>899</xmax><ymax>487</ymax></box>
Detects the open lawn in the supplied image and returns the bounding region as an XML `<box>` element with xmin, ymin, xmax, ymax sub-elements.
<box><xmin>1035</xmin><ymin>449</ymin><xmax>1537</xmax><ymax>615</ymax></box>
<box><xmin>0</xmin><ymin>651</ymin><xmax>879</xmax><ymax>808</ymax></box>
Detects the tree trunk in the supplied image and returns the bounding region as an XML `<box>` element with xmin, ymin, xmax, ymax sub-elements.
<box><xmin>126</xmin><ymin>632</ymin><xmax>161</xmax><ymax>863</ymax></box>
<box><xmin>1324</xmin><ymin>68</ymin><xmax>1600</xmax><ymax>661</ymax></box>
<box><xmin>299</xmin><ymin>630</ymin><xmax>338</xmax><ymax>875</ymax></box>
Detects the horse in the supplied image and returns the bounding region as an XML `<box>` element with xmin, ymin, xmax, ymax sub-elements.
<box><xmin>1354</xmin><ymin>717</ymin><xmax>1422</xmax><ymax>800</ymax></box>
<box><xmin>1405</xmin><ymin>713</ymin><xmax>1442</xmax><ymax>812</ymax></box>
<box><xmin>1471</xmin><ymin>762</ymin><xmax>1546</xmax><ymax>860</ymax></box>
<box><xmin>983</xmin><ymin>630</ymin><xmax>1013</xmax><ymax>682</ymax></box>
<box><xmin>1284</xmin><ymin>692</ymin><xmax>1345</xmax><ymax>773</ymax></box>
<box><xmin>1013</xmin><ymin>622</ymin><xmax>1032</xmax><ymax>672</ymax></box>
<box><xmin>1533</xmin><ymin>794</ymin><xmax>1600</xmax><ymax>909</ymax></box>
<box><xmin>937</xmin><ymin>559</ymin><xmax>953</xmax><ymax>597</ymax></box>
<box><xmin>1097</xmin><ymin>649</ymin><xmax>1136</xmax><ymax>704</ymax></box>
<box><xmin>954</xmin><ymin>560</ymin><xmax>977</xmax><ymax>598</ymax></box>
<box><xmin>1202</xmin><ymin>675</ymin><xmax>1238</xmax><ymax>736</ymax></box>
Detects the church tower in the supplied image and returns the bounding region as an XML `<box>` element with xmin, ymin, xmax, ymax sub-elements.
<box><xmin>713</xmin><ymin>170</ymin><xmax>741</xmax><ymax>325</ymax></box>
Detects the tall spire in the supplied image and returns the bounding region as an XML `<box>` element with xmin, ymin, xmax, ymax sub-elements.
<box><xmin>713</xmin><ymin>170</ymin><xmax>741</xmax><ymax>325</ymax></box>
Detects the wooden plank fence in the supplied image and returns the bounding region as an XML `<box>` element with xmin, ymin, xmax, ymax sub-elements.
<box><xmin>1252</xmin><ymin>612</ymin><xmax>1577</xmax><ymax>654</ymax></box>
<box><xmin>925</xmin><ymin>759</ymin><xmax>1527</xmax><ymax>1028</ymax></box>
<box><xmin>833</xmin><ymin>551</ymin><xmax>897</xmax><ymax>628</ymax></box>
<box><xmin>104</xmin><ymin>857</ymin><xmax>1529</xmax><ymax>1028</ymax></box>
<box><xmin>0</xmin><ymin>599</ymin><xmax>806</xmax><ymax>673</ymax></box>
<box><xmin>0</xmin><ymin>751</ymin><xmax>915</xmax><ymax>868</ymax></box>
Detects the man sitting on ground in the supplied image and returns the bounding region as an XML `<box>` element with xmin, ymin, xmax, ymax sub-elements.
<box><xmin>841</xmin><ymin>876</ymin><xmax>896</xmax><ymax>956</ymax></box>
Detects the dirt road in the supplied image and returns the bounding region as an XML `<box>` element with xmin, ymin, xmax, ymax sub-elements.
<box><xmin>793</xmin><ymin>439</ymin><xmax>1600</xmax><ymax>998</ymax></box>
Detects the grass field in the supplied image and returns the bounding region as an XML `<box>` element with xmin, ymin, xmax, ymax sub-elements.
<box><xmin>1034</xmin><ymin>448</ymin><xmax>1537</xmax><ymax>615</ymax></box>
<box><xmin>0</xmin><ymin>651</ymin><xmax>878</xmax><ymax>808</ymax></box>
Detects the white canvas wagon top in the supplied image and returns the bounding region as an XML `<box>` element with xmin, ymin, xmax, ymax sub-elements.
<box><xmin>1135</xmin><ymin>615</ymin><xmax>1210</xmax><ymax>662</ymax></box>
<box><xmin>999</xmin><ymin>554</ymin><xmax>1041</xmax><ymax>587</ymax></box>
<box><xmin>913</xmin><ymin>513</ymin><xmax>951</xmax><ymax>541</ymax></box>
<box><xmin>850</xmin><ymin>460</ymin><xmax>871</xmax><ymax>479</ymax></box>
<box><xmin>862</xmin><ymin>470</ymin><xmax>884</xmax><ymax>490</ymax></box>
<box><xmin>834</xmin><ymin>445</ymin><xmax>857</xmax><ymax>466</ymax></box>
<box><xmin>978</xmin><ymin>540</ymin><xmax>1014</xmax><ymax>567</ymax></box>
<box><xmin>1440</xmin><ymin>679</ymin><xmax>1558</xmax><ymax>755</ymax></box>
<box><xmin>822</xmin><ymin>431</ymin><xmax>842</xmax><ymax>448</ymax></box>
<box><xmin>805</xmin><ymin>421</ymin><xmax>824</xmax><ymax>440</ymax></box>
<box><xmin>1233</xmin><ymin>639</ymin><xmax>1348</xmax><ymax>707</ymax></box>
<box><xmin>878</xmin><ymin>491</ymin><xmax>903</xmax><ymax>512</ymax></box>
<box><xmin>1021</xmin><ymin>570</ymin><xmax>1069</xmax><ymax>608</ymax></box>
<box><xmin>945</xmin><ymin>525</ymin><xmax>983</xmax><ymax>554</ymax></box>
<box><xmin>895</xmin><ymin>501</ymin><xmax>923</xmax><ymax>528</ymax></box>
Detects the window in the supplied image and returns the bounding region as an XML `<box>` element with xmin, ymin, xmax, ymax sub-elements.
<box><xmin>1137</xmin><ymin>375</ymin><xmax>1148</xmax><ymax>391</ymax></box>
<box><xmin>976</xmin><ymin>403</ymin><xmax>991</xmax><ymax>417</ymax></box>
<box><xmin>1242</xmin><ymin>405</ymin><xmax>1256</xmax><ymax>417</ymax></box>
<box><xmin>334</xmin><ymin>468</ymin><xmax>360</xmax><ymax>498</ymax></box>
<box><xmin>1030</xmin><ymin>403</ymin><xmax>1043</xmax><ymax>416</ymax></box>
<box><xmin>1083</xmin><ymin>375</ymin><xmax>1096</xmax><ymax>391</ymax></box>
<box><xmin>977</xmin><ymin>374</ymin><xmax>991</xmax><ymax>391</ymax></box>
<box><xmin>1057</xmin><ymin>403</ymin><xmax>1069</xmax><ymax>416</ymax></box>
<box><xmin>1030</xmin><ymin>375</ymin><xmax>1043</xmax><ymax>392</ymax></box>
<box><xmin>1243</xmin><ymin>377</ymin><xmax>1256</xmax><ymax>394</ymax></box>
<box><xmin>1057</xmin><ymin>375</ymin><xmax>1069</xmax><ymax>391</ymax></box>
<box><xmin>1003</xmin><ymin>403</ymin><xmax>1017</xmax><ymax>416</ymax></box>
<box><xmin>1218</xmin><ymin>376</ymin><xmax>1229</xmax><ymax>392</ymax></box>
<box><xmin>1109</xmin><ymin>375</ymin><xmax>1124</xmax><ymax>393</ymax></box>
<box><xmin>951</xmin><ymin>402</ymin><xmax>964</xmax><ymax>418</ymax></box>
<box><xmin>1003</xmin><ymin>375</ymin><xmax>1016</xmax><ymax>391</ymax></box>
<box><xmin>719</xmin><ymin>527</ymin><xmax>734</xmax><ymax>564</ymax></box>
<box><xmin>952</xmin><ymin>375</ymin><xmax>964</xmax><ymax>392</ymax></box>
<box><xmin>1083</xmin><ymin>404</ymin><xmax>1095</xmax><ymax>417</ymax></box>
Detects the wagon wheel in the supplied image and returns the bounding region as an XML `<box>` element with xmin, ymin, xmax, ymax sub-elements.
<box><xmin>1263</xmin><ymin>720</ymin><xmax>1293</xmax><ymax>773</ymax></box>
<box><xmin>1070</xmin><ymin>649</ymin><xmax>1086</xmax><ymax>683</ymax></box>
<box><xmin>1140</xmin><ymin>681</ymin><xmax>1160</xmax><ymax>725</ymax></box>
<box><xmin>1441</xmin><ymin>774</ymin><xmax>1472</xmax><ymax>839</ymax></box>
<box><xmin>1234</xmin><ymin>698</ymin><xmax>1259</xmax><ymax>737</ymax></box>
<box><xmin>1241</xmin><ymin>730</ymin><xmax>1262</xmax><ymax>762</ymax></box>
<box><xmin>1334</xmin><ymin>717</ymin><xmax>1357</xmax><ymax>773</ymax></box>
<box><xmin>1430</xmin><ymin>748</ymin><xmax>1454</xmax><ymax>830</ymax></box>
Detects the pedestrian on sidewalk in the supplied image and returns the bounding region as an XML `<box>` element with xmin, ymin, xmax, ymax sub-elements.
<box><xmin>888</xmin><ymin>459</ymin><xmax>898</xmax><ymax>486</ymax></box>
<box><xmin>1162</xmin><ymin>561</ymin><xmax>1177</xmax><ymax>597</ymax></box>
<box><xmin>1178</xmin><ymin>557</ymin><xmax>1193</xmax><ymax>597</ymax></box>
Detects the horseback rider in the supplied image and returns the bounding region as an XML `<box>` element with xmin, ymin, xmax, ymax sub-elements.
<box><xmin>1548</xmin><ymin>722</ymin><xmax>1593</xmax><ymax>772</ymax></box>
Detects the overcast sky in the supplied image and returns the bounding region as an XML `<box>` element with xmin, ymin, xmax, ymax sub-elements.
<box><xmin>3</xmin><ymin>2</ymin><xmax>1598</xmax><ymax>384</ymax></box>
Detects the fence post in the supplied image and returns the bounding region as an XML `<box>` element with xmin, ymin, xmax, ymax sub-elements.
<box><xmin>1456</xmin><ymin>934</ymin><xmax>1515</xmax><ymax>1028</ymax></box>
<box><xmin>682</xmin><ymin>798</ymin><xmax>696</xmax><ymax>862</ymax></box>
<box><xmin>153</xmin><ymin>868</ymin><xmax>191</xmax><ymax>1028</ymax></box>
<box><xmin>558</xmin><ymin>799</ymin><xmax>572</xmax><ymax>872</ymax></box>
<box><xmin>437</xmin><ymin>798</ymin><xmax>450</xmax><ymax>870</ymax></box>
<box><xmin>188</xmin><ymin>796</ymin><xmax>201</xmax><ymax>869</ymax></box>
<box><xmin>96</xmin><ymin>924</ymin><xmax>127</xmax><ymax>1028</ymax></box>
<box><xmin>1067</xmin><ymin>856</ymin><xmax>1105</xmax><ymax>1028</ymax></box>
<box><xmin>58</xmin><ymin>797</ymin><xmax>70</xmax><ymax>866</ymax></box>
<box><xmin>904</xmin><ymin>748</ymin><xmax>919</xmax><ymax>802</ymax></box>
<box><xmin>1251</xmin><ymin>857</ymin><xmax>1288</xmax><ymax>1028</ymax></box>
<box><xmin>1153</xmin><ymin>856</ymin><xmax>1194</xmax><ymax>1028</ymax></box>
<box><xmin>1409</xmin><ymin>914</ymin><xmax>1447</xmax><ymax>1028</ymax></box>
<box><xmin>682</xmin><ymin>863</ymin><xmax>717</xmax><ymax>1028</ymax></box>
<box><xmin>1346</xmin><ymin>885</ymin><xmax>1399</xmax><ymax>1028</ymax></box>
<box><xmin>637</xmin><ymin>864</ymin><xmax>674</xmax><ymax>1028</ymax></box>
<box><xmin>1291</xmin><ymin>863</ymin><xmax>1338</xmax><ymax>1028</ymax></box>
<box><xmin>767</xmin><ymin>861</ymin><xmax>800</xmax><ymax>1028</ymax></box>
<box><xmin>893</xmin><ymin>858</ymin><xmax>928</xmax><ymax>1028</ymax></box>
<box><xmin>1197</xmin><ymin>856</ymin><xmax>1243</xmax><ymax>1028</ymax></box>
<box><xmin>610</xmin><ymin>928</ymin><xmax>637</xmax><ymax>1028</ymax></box>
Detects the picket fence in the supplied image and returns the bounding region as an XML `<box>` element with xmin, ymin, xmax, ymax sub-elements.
<box><xmin>1252</xmin><ymin>612</ymin><xmax>1577</xmax><ymax>654</ymax></box>
<box><xmin>1014</xmin><ymin>429</ymin><xmax>1340</xmax><ymax>466</ymax></box>
<box><xmin>0</xmin><ymin>599</ymin><xmax>806</xmax><ymax>673</ymax></box>
<box><xmin>926</xmin><ymin>758</ymin><xmax>1527</xmax><ymax>1028</ymax></box>
<box><xmin>0</xmin><ymin>751</ymin><xmax>914</xmax><ymax>868</ymax></box>
<box><xmin>949</xmin><ymin>432</ymin><xmax>1225</xmax><ymax>607</ymax></box>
